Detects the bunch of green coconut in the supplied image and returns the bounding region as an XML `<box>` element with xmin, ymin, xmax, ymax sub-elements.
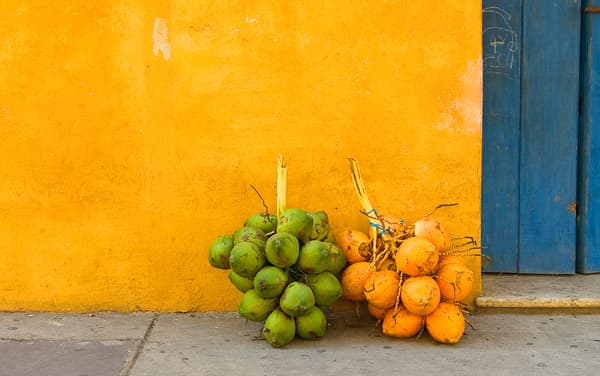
<box><xmin>208</xmin><ymin>207</ymin><xmax>347</xmax><ymax>347</ymax></box>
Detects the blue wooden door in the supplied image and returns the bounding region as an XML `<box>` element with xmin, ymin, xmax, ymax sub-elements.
<box><xmin>578</xmin><ymin>1</ymin><xmax>600</xmax><ymax>272</ymax></box>
<box><xmin>482</xmin><ymin>0</ymin><xmax>581</xmax><ymax>274</ymax></box>
<box><xmin>482</xmin><ymin>2</ymin><xmax>522</xmax><ymax>272</ymax></box>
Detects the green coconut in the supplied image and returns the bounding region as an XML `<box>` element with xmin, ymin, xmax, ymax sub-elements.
<box><xmin>253</xmin><ymin>266</ymin><xmax>289</xmax><ymax>298</ymax></box>
<box><xmin>307</xmin><ymin>211</ymin><xmax>329</xmax><ymax>241</ymax></box>
<box><xmin>305</xmin><ymin>272</ymin><xmax>343</xmax><ymax>308</ymax></box>
<box><xmin>229</xmin><ymin>242</ymin><xmax>265</xmax><ymax>279</ymax></box>
<box><xmin>325</xmin><ymin>242</ymin><xmax>347</xmax><ymax>275</ymax></box>
<box><xmin>295</xmin><ymin>306</ymin><xmax>327</xmax><ymax>340</ymax></box>
<box><xmin>244</xmin><ymin>212</ymin><xmax>277</xmax><ymax>234</ymax></box>
<box><xmin>297</xmin><ymin>240</ymin><xmax>330</xmax><ymax>274</ymax></box>
<box><xmin>228</xmin><ymin>271</ymin><xmax>254</xmax><ymax>293</ymax></box>
<box><xmin>277</xmin><ymin>208</ymin><xmax>313</xmax><ymax>244</ymax></box>
<box><xmin>265</xmin><ymin>232</ymin><xmax>300</xmax><ymax>268</ymax></box>
<box><xmin>208</xmin><ymin>234</ymin><xmax>234</xmax><ymax>270</ymax></box>
<box><xmin>238</xmin><ymin>289</ymin><xmax>276</xmax><ymax>322</ymax></box>
<box><xmin>262</xmin><ymin>309</ymin><xmax>296</xmax><ymax>348</ymax></box>
<box><xmin>233</xmin><ymin>226</ymin><xmax>268</xmax><ymax>250</ymax></box>
<box><xmin>279</xmin><ymin>281</ymin><xmax>315</xmax><ymax>317</ymax></box>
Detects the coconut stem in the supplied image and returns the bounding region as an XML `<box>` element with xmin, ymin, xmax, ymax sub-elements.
<box><xmin>416</xmin><ymin>318</ymin><xmax>427</xmax><ymax>340</ymax></box>
<box><xmin>421</xmin><ymin>202</ymin><xmax>458</xmax><ymax>218</ymax></box>
<box><xmin>393</xmin><ymin>273</ymin><xmax>404</xmax><ymax>314</ymax></box>
<box><xmin>249</xmin><ymin>184</ymin><xmax>270</xmax><ymax>217</ymax></box>
<box><xmin>348</xmin><ymin>157</ymin><xmax>383</xmax><ymax>241</ymax></box>
<box><xmin>277</xmin><ymin>155</ymin><xmax>287</xmax><ymax>221</ymax></box>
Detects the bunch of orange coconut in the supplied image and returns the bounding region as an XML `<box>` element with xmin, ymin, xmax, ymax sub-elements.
<box><xmin>335</xmin><ymin>158</ymin><xmax>476</xmax><ymax>344</ymax></box>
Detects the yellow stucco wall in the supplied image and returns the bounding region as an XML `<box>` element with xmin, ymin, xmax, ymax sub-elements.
<box><xmin>0</xmin><ymin>1</ymin><xmax>482</xmax><ymax>312</ymax></box>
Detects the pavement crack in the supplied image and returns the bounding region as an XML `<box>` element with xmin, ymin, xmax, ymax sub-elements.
<box><xmin>120</xmin><ymin>313</ymin><xmax>159</xmax><ymax>376</ymax></box>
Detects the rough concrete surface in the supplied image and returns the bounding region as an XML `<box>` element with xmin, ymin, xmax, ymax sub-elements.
<box><xmin>129</xmin><ymin>312</ymin><xmax>600</xmax><ymax>376</ymax></box>
<box><xmin>0</xmin><ymin>313</ymin><xmax>155</xmax><ymax>376</ymax></box>
<box><xmin>0</xmin><ymin>312</ymin><xmax>155</xmax><ymax>341</ymax></box>
<box><xmin>1</xmin><ymin>310</ymin><xmax>598</xmax><ymax>376</ymax></box>
<box><xmin>477</xmin><ymin>274</ymin><xmax>600</xmax><ymax>309</ymax></box>
<box><xmin>2</xmin><ymin>274</ymin><xmax>600</xmax><ymax>376</ymax></box>
<box><xmin>0</xmin><ymin>339</ymin><xmax>135</xmax><ymax>376</ymax></box>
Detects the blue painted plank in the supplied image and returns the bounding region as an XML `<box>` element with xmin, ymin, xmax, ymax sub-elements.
<box><xmin>577</xmin><ymin>0</ymin><xmax>600</xmax><ymax>273</ymax></box>
<box><xmin>518</xmin><ymin>0</ymin><xmax>580</xmax><ymax>274</ymax></box>
<box><xmin>481</xmin><ymin>1</ymin><xmax>522</xmax><ymax>272</ymax></box>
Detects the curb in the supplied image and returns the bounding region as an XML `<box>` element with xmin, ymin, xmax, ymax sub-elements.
<box><xmin>475</xmin><ymin>296</ymin><xmax>600</xmax><ymax>312</ymax></box>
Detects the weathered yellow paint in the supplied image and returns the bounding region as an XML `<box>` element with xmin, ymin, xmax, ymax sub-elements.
<box><xmin>0</xmin><ymin>1</ymin><xmax>482</xmax><ymax>312</ymax></box>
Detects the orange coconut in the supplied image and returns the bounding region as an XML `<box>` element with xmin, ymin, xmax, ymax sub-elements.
<box><xmin>363</xmin><ymin>270</ymin><xmax>400</xmax><ymax>310</ymax></box>
<box><xmin>379</xmin><ymin>214</ymin><xmax>405</xmax><ymax>235</ymax></box>
<box><xmin>335</xmin><ymin>229</ymin><xmax>371</xmax><ymax>264</ymax></box>
<box><xmin>340</xmin><ymin>261</ymin><xmax>374</xmax><ymax>301</ymax></box>
<box><xmin>435</xmin><ymin>263</ymin><xmax>474</xmax><ymax>302</ymax></box>
<box><xmin>382</xmin><ymin>306</ymin><xmax>424</xmax><ymax>339</ymax></box>
<box><xmin>414</xmin><ymin>218</ymin><xmax>451</xmax><ymax>251</ymax></box>
<box><xmin>395</xmin><ymin>236</ymin><xmax>439</xmax><ymax>276</ymax></box>
<box><xmin>437</xmin><ymin>255</ymin><xmax>466</xmax><ymax>269</ymax></box>
<box><xmin>400</xmin><ymin>275</ymin><xmax>441</xmax><ymax>316</ymax></box>
<box><xmin>378</xmin><ymin>257</ymin><xmax>397</xmax><ymax>272</ymax></box>
<box><xmin>367</xmin><ymin>302</ymin><xmax>387</xmax><ymax>320</ymax></box>
<box><xmin>425</xmin><ymin>302</ymin><xmax>465</xmax><ymax>344</ymax></box>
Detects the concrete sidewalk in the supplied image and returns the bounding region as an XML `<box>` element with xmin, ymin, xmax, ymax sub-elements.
<box><xmin>1</xmin><ymin>310</ymin><xmax>599</xmax><ymax>376</ymax></box>
<box><xmin>476</xmin><ymin>274</ymin><xmax>600</xmax><ymax>311</ymax></box>
<box><xmin>2</xmin><ymin>274</ymin><xmax>600</xmax><ymax>376</ymax></box>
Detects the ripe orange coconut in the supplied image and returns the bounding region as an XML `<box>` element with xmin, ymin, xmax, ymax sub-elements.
<box><xmin>435</xmin><ymin>263</ymin><xmax>474</xmax><ymax>302</ymax></box>
<box><xmin>382</xmin><ymin>306</ymin><xmax>424</xmax><ymax>339</ymax></box>
<box><xmin>413</xmin><ymin>218</ymin><xmax>451</xmax><ymax>251</ymax></box>
<box><xmin>395</xmin><ymin>236</ymin><xmax>439</xmax><ymax>276</ymax></box>
<box><xmin>367</xmin><ymin>302</ymin><xmax>387</xmax><ymax>320</ymax></box>
<box><xmin>335</xmin><ymin>229</ymin><xmax>371</xmax><ymax>264</ymax></box>
<box><xmin>340</xmin><ymin>261</ymin><xmax>375</xmax><ymax>301</ymax></box>
<box><xmin>400</xmin><ymin>275</ymin><xmax>441</xmax><ymax>316</ymax></box>
<box><xmin>363</xmin><ymin>270</ymin><xmax>400</xmax><ymax>310</ymax></box>
<box><xmin>425</xmin><ymin>302</ymin><xmax>465</xmax><ymax>344</ymax></box>
<box><xmin>378</xmin><ymin>257</ymin><xmax>397</xmax><ymax>272</ymax></box>
<box><xmin>379</xmin><ymin>214</ymin><xmax>405</xmax><ymax>235</ymax></box>
<box><xmin>437</xmin><ymin>255</ymin><xmax>466</xmax><ymax>268</ymax></box>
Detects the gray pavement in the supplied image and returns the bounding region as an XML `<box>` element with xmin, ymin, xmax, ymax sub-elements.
<box><xmin>0</xmin><ymin>310</ymin><xmax>599</xmax><ymax>376</ymax></box>
<box><xmin>0</xmin><ymin>313</ymin><xmax>155</xmax><ymax>376</ymax></box>
<box><xmin>1</xmin><ymin>274</ymin><xmax>600</xmax><ymax>376</ymax></box>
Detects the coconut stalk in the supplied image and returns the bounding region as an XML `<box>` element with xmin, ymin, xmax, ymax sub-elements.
<box><xmin>276</xmin><ymin>155</ymin><xmax>287</xmax><ymax>221</ymax></box>
<box><xmin>348</xmin><ymin>157</ymin><xmax>383</xmax><ymax>246</ymax></box>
